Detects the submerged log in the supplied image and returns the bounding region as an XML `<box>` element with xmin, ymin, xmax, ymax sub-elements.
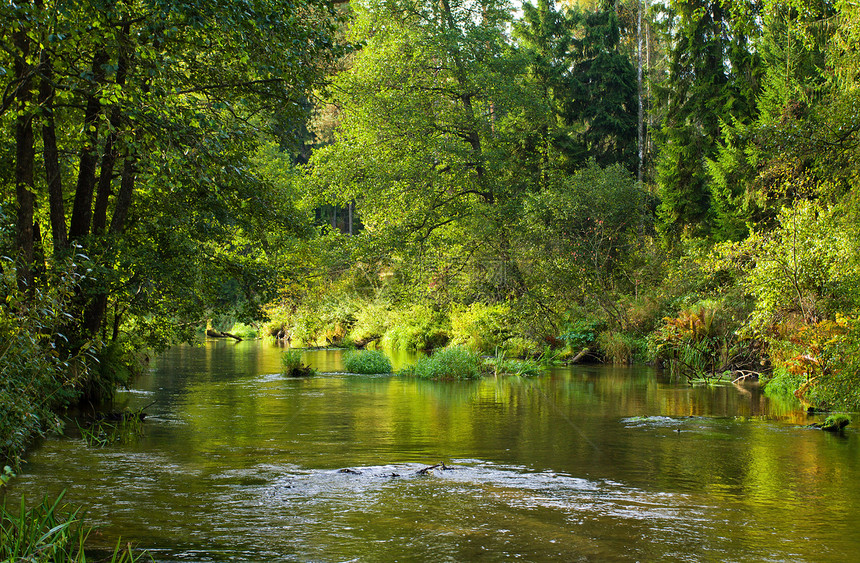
<box><xmin>821</xmin><ymin>415</ymin><xmax>851</xmax><ymax>432</ymax></box>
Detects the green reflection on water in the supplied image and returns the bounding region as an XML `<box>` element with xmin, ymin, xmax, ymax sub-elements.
<box><xmin>4</xmin><ymin>340</ymin><xmax>859</xmax><ymax>562</ymax></box>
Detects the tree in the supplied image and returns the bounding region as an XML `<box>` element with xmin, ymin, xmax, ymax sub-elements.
<box><xmin>311</xmin><ymin>0</ymin><xmax>529</xmax><ymax>301</ymax></box>
<box><xmin>653</xmin><ymin>0</ymin><xmax>761</xmax><ymax>240</ymax></box>
<box><xmin>1</xmin><ymin>0</ymin><xmax>345</xmax><ymax>393</ymax></box>
<box><xmin>513</xmin><ymin>0</ymin><xmax>638</xmax><ymax>174</ymax></box>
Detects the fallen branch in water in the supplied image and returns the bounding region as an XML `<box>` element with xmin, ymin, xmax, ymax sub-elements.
<box><xmin>206</xmin><ymin>329</ymin><xmax>242</xmax><ymax>341</ymax></box>
<box><xmin>570</xmin><ymin>347</ymin><xmax>590</xmax><ymax>364</ymax></box>
<box><xmin>731</xmin><ymin>370</ymin><xmax>761</xmax><ymax>384</ymax></box>
<box><xmin>416</xmin><ymin>462</ymin><xmax>451</xmax><ymax>475</ymax></box>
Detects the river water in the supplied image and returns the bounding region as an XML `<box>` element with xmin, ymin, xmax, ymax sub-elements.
<box><xmin>6</xmin><ymin>340</ymin><xmax>860</xmax><ymax>561</ymax></box>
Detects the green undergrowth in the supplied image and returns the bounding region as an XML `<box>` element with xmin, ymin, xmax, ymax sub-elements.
<box><xmin>343</xmin><ymin>350</ymin><xmax>393</xmax><ymax>374</ymax></box>
<box><xmin>0</xmin><ymin>491</ymin><xmax>146</xmax><ymax>562</ymax></box>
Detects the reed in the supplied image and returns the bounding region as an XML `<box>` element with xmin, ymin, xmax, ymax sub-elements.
<box><xmin>0</xmin><ymin>490</ymin><xmax>146</xmax><ymax>562</ymax></box>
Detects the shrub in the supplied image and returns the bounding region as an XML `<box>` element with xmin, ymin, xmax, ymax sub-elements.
<box><xmin>559</xmin><ymin>318</ymin><xmax>604</xmax><ymax>352</ymax></box>
<box><xmin>227</xmin><ymin>322</ymin><xmax>259</xmax><ymax>339</ymax></box>
<box><xmin>770</xmin><ymin>316</ymin><xmax>860</xmax><ymax>411</ymax></box>
<box><xmin>499</xmin><ymin>336</ymin><xmax>542</xmax><ymax>358</ymax></box>
<box><xmin>400</xmin><ymin>346</ymin><xmax>482</xmax><ymax>380</ymax></box>
<box><xmin>648</xmin><ymin>299</ymin><xmax>757</xmax><ymax>381</ymax></box>
<box><xmin>348</xmin><ymin>299</ymin><xmax>392</xmax><ymax>345</ymax></box>
<box><xmin>343</xmin><ymin>350</ymin><xmax>393</xmax><ymax>374</ymax></box>
<box><xmin>0</xmin><ymin>257</ymin><xmax>92</xmax><ymax>466</ymax></box>
<box><xmin>597</xmin><ymin>331</ymin><xmax>635</xmax><ymax>364</ymax></box>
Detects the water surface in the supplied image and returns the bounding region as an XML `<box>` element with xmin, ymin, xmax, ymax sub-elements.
<box><xmin>7</xmin><ymin>340</ymin><xmax>859</xmax><ymax>561</ymax></box>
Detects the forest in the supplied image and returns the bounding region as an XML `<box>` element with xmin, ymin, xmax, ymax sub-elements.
<box><xmin>2</xmin><ymin>0</ymin><xmax>860</xmax><ymax>469</ymax></box>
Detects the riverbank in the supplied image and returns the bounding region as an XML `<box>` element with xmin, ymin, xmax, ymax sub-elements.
<box><xmin>257</xmin><ymin>288</ymin><xmax>860</xmax><ymax>412</ymax></box>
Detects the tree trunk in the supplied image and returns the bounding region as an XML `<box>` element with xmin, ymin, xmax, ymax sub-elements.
<box><xmin>14</xmin><ymin>20</ymin><xmax>36</xmax><ymax>290</ymax></box>
<box><xmin>109</xmin><ymin>158</ymin><xmax>137</xmax><ymax>235</ymax></box>
<box><xmin>92</xmin><ymin>135</ymin><xmax>118</xmax><ymax>235</ymax></box>
<box><xmin>92</xmin><ymin>24</ymin><xmax>130</xmax><ymax>235</ymax></box>
<box><xmin>68</xmin><ymin>50</ymin><xmax>109</xmax><ymax>241</ymax></box>
<box><xmin>39</xmin><ymin>51</ymin><xmax>69</xmax><ymax>254</ymax></box>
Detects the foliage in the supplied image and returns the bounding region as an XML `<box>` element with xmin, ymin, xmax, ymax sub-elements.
<box><xmin>0</xmin><ymin>491</ymin><xmax>145</xmax><ymax>562</ymax></box>
<box><xmin>0</xmin><ymin>256</ymin><xmax>94</xmax><ymax>465</ymax></box>
<box><xmin>287</xmin><ymin>294</ymin><xmax>359</xmax><ymax>347</ymax></box>
<box><xmin>654</xmin><ymin>0</ymin><xmax>762</xmax><ymax>239</ymax></box>
<box><xmin>450</xmin><ymin>302</ymin><xmax>513</xmax><ymax>353</ymax></box>
<box><xmin>498</xmin><ymin>336</ymin><xmax>544</xmax><ymax>359</ymax></box>
<box><xmin>399</xmin><ymin>347</ymin><xmax>482</xmax><ymax>381</ymax></box>
<box><xmin>225</xmin><ymin>323</ymin><xmax>260</xmax><ymax>340</ymax></box>
<box><xmin>347</xmin><ymin>298</ymin><xmax>393</xmax><ymax>345</ymax></box>
<box><xmin>649</xmin><ymin>299</ymin><xmax>758</xmax><ymax>382</ymax></box>
<box><xmin>519</xmin><ymin>161</ymin><xmax>647</xmax><ymax>327</ymax></box>
<box><xmin>742</xmin><ymin>202</ymin><xmax>858</xmax><ymax>332</ymax></box>
<box><xmin>380</xmin><ymin>305</ymin><xmax>451</xmax><ymax>351</ymax></box>
<box><xmin>766</xmin><ymin>317</ymin><xmax>860</xmax><ymax>411</ymax></box>
<box><xmin>821</xmin><ymin>414</ymin><xmax>851</xmax><ymax>432</ymax></box>
<box><xmin>596</xmin><ymin>330</ymin><xmax>644</xmax><ymax>365</ymax></box>
<box><xmin>343</xmin><ymin>350</ymin><xmax>393</xmax><ymax>375</ymax></box>
<box><xmin>0</xmin><ymin>465</ymin><xmax>14</xmax><ymax>489</ymax></box>
<box><xmin>0</xmin><ymin>0</ymin><xmax>348</xmax><ymax>404</ymax></box>
<box><xmin>559</xmin><ymin>318</ymin><xmax>604</xmax><ymax>351</ymax></box>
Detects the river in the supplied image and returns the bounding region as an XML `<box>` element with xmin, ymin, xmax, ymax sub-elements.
<box><xmin>6</xmin><ymin>340</ymin><xmax>860</xmax><ymax>561</ymax></box>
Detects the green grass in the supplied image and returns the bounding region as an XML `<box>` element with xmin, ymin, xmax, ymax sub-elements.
<box><xmin>77</xmin><ymin>415</ymin><xmax>145</xmax><ymax>448</ymax></box>
<box><xmin>0</xmin><ymin>490</ymin><xmax>146</xmax><ymax>562</ymax></box>
<box><xmin>343</xmin><ymin>350</ymin><xmax>393</xmax><ymax>374</ymax></box>
<box><xmin>281</xmin><ymin>350</ymin><xmax>315</xmax><ymax>377</ymax></box>
<box><xmin>399</xmin><ymin>347</ymin><xmax>482</xmax><ymax>380</ymax></box>
<box><xmin>485</xmin><ymin>356</ymin><xmax>545</xmax><ymax>377</ymax></box>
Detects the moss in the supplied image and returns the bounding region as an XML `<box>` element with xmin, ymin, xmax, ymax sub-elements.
<box><xmin>821</xmin><ymin>414</ymin><xmax>851</xmax><ymax>432</ymax></box>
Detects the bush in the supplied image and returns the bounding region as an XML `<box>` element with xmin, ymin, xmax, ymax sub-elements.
<box><xmin>400</xmin><ymin>346</ymin><xmax>482</xmax><ymax>380</ymax></box>
<box><xmin>770</xmin><ymin>317</ymin><xmax>860</xmax><ymax>411</ymax></box>
<box><xmin>499</xmin><ymin>336</ymin><xmax>542</xmax><ymax>358</ymax></box>
<box><xmin>343</xmin><ymin>350</ymin><xmax>393</xmax><ymax>374</ymax></box>
<box><xmin>597</xmin><ymin>331</ymin><xmax>636</xmax><ymax>364</ymax></box>
<box><xmin>559</xmin><ymin>318</ymin><xmax>604</xmax><ymax>352</ymax></box>
<box><xmin>0</xmin><ymin>257</ymin><xmax>91</xmax><ymax>466</ymax></box>
<box><xmin>648</xmin><ymin>298</ymin><xmax>757</xmax><ymax>381</ymax></box>
<box><xmin>227</xmin><ymin>322</ymin><xmax>259</xmax><ymax>339</ymax></box>
<box><xmin>348</xmin><ymin>298</ymin><xmax>393</xmax><ymax>345</ymax></box>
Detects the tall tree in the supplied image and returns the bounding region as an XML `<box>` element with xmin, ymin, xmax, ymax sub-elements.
<box><xmin>653</xmin><ymin>0</ymin><xmax>761</xmax><ymax>240</ymax></box>
<box><xmin>1</xmin><ymin>0</ymin><xmax>345</xmax><ymax>372</ymax></box>
<box><xmin>312</xmin><ymin>0</ymin><xmax>528</xmax><ymax>300</ymax></box>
